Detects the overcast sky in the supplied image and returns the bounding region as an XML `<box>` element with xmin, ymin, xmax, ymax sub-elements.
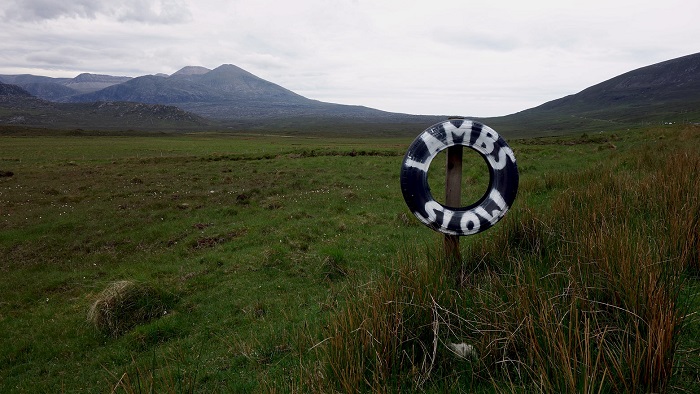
<box><xmin>1</xmin><ymin>0</ymin><xmax>698</xmax><ymax>117</ymax></box>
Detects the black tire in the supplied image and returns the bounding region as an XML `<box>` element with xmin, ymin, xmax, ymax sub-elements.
<box><xmin>400</xmin><ymin>119</ymin><xmax>518</xmax><ymax>236</ymax></box>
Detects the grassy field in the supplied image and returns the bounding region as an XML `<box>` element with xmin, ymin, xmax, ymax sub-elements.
<box><xmin>1</xmin><ymin>124</ymin><xmax>698</xmax><ymax>392</ymax></box>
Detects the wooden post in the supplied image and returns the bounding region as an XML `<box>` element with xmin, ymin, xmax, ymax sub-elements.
<box><xmin>444</xmin><ymin>144</ymin><xmax>463</xmax><ymax>264</ymax></box>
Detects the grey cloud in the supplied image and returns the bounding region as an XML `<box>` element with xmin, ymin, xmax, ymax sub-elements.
<box><xmin>26</xmin><ymin>52</ymin><xmax>81</xmax><ymax>66</ymax></box>
<box><xmin>2</xmin><ymin>0</ymin><xmax>104</xmax><ymax>21</ymax></box>
<box><xmin>2</xmin><ymin>0</ymin><xmax>191</xmax><ymax>24</ymax></box>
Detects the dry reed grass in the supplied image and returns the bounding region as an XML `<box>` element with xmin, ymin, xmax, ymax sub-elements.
<box><xmin>308</xmin><ymin>133</ymin><xmax>699</xmax><ymax>392</ymax></box>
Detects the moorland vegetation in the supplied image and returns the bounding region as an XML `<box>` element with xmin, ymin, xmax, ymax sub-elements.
<box><xmin>1</xmin><ymin>123</ymin><xmax>698</xmax><ymax>392</ymax></box>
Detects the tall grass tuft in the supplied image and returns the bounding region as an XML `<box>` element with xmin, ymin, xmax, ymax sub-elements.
<box><xmin>105</xmin><ymin>350</ymin><xmax>201</xmax><ymax>394</ymax></box>
<box><xmin>88</xmin><ymin>280</ymin><xmax>176</xmax><ymax>337</ymax></box>
<box><xmin>310</xmin><ymin>133</ymin><xmax>699</xmax><ymax>392</ymax></box>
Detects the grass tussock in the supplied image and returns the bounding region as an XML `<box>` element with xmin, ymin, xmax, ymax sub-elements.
<box><xmin>310</xmin><ymin>138</ymin><xmax>699</xmax><ymax>392</ymax></box>
<box><xmin>88</xmin><ymin>280</ymin><xmax>176</xmax><ymax>337</ymax></box>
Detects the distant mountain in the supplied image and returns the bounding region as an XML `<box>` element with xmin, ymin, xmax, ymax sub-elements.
<box><xmin>71</xmin><ymin>74</ymin><xmax>216</xmax><ymax>103</ymax></box>
<box><xmin>1</xmin><ymin>65</ymin><xmax>440</xmax><ymax>133</ymax></box>
<box><xmin>549</xmin><ymin>52</ymin><xmax>699</xmax><ymax>110</ymax></box>
<box><xmin>69</xmin><ymin>64</ymin><xmax>307</xmax><ymax>105</ymax></box>
<box><xmin>22</xmin><ymin>82</ymin><xmax>78</xmax><ymax>101</ymax></box>
<box><xmin>0</xmin><ymin>73</ymin><xmax>131</xmax><ymax>100</ymax></box>
<box><xmin>193</xmin><ymin>64</ymin><xmax>307</xmax><ymax>101</ymax></box>
<box><xmin>170</xmin><ymin>66</ymin><xmax>211</xmax><ymax>77</ymax></box>
<box><xmin>64</xmin><ymin>73</ymin><xmax>132</xmax><ymax>93</ymax></box>
<box><xmin>63</xmin><ymin>64</ymin><xmax>434</xmax><ymax>124</ymax></box>
<box><xmin>0</xmin><ymin>82</ymin><xmax>32</xmax><ymax>97</ymax></box>
<box><xmin>485</xmin><ymin>52</ymin><xmax>700</xmax><ymax>136</ymax></box>
<box><xmin>0</xmin><ymin>74</ymin><xmax>70</xmax><ymax>85</ymax></box>
<box><xmin>0</xmin><ymin>82</ymin><xmax>206</xmax><ymax>130</ymax></box>
<box><xmin>2</xmin><ymin>52</ymin><xmax>699</xmax><ymax>135</ymax></box>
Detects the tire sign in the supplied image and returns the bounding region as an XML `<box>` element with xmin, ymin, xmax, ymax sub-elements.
<box><xmin>400</xmin><ymin>119</ymin><xmax>518</xmax><ymax>236</ymax></box>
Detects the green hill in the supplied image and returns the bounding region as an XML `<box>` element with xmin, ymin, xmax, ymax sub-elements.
<box><xmin>484</xmin><ymin>52</ymin><xmax>700</xmax><ymax>137</ymax></box>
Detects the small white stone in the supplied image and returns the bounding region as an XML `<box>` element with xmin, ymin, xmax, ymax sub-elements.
<box><xmin>447</xmin><ymin>342</ymin><xmax>477</xmax><ymax>360</ymax></box>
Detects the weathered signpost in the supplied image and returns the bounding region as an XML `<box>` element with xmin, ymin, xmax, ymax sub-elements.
<box><xmin>400</xmin><ymin>118</ymin><xmax>519</xmax><ymax>266</ymax></box>
<box><xmin>444</xmin><ymin>142</ymin><xmax>463</xmax><ymax>262</ymax></box>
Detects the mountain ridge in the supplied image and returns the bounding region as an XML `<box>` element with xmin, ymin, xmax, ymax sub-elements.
<box><xmin>2</xmin><ymin>52</ymin><xmax>699</xmax><ymax>136</ymax></box>
<box><xmin>170</xmin><ymin>66</ymin><xmax>211</xmax><ymax>77</ymax></box>
<box><xmin>481</xmin><ymin>52</ymin><xmax>700</xmax><ymax>136</ymax></box>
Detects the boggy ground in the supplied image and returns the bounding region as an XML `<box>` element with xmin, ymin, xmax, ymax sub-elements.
<box><xmin>0</xmin><ymin>125</ymin><xmax>698</xmax><ymax>392</ymax></box>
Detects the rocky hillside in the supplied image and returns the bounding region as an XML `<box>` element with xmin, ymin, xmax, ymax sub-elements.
<box><xmin>0</xmin><ymin>82</ymin><xmax>32</xmax><ymax>97</ymax></box>
<box><xmin>0</xmin><ymin>73</ymin><xmax>131</xmax><ymax>100</ymax></box>
<box><xmin>0</xmin><ymin>82</ymin><xmax>206</xmax><ymax>130</ymax></box>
